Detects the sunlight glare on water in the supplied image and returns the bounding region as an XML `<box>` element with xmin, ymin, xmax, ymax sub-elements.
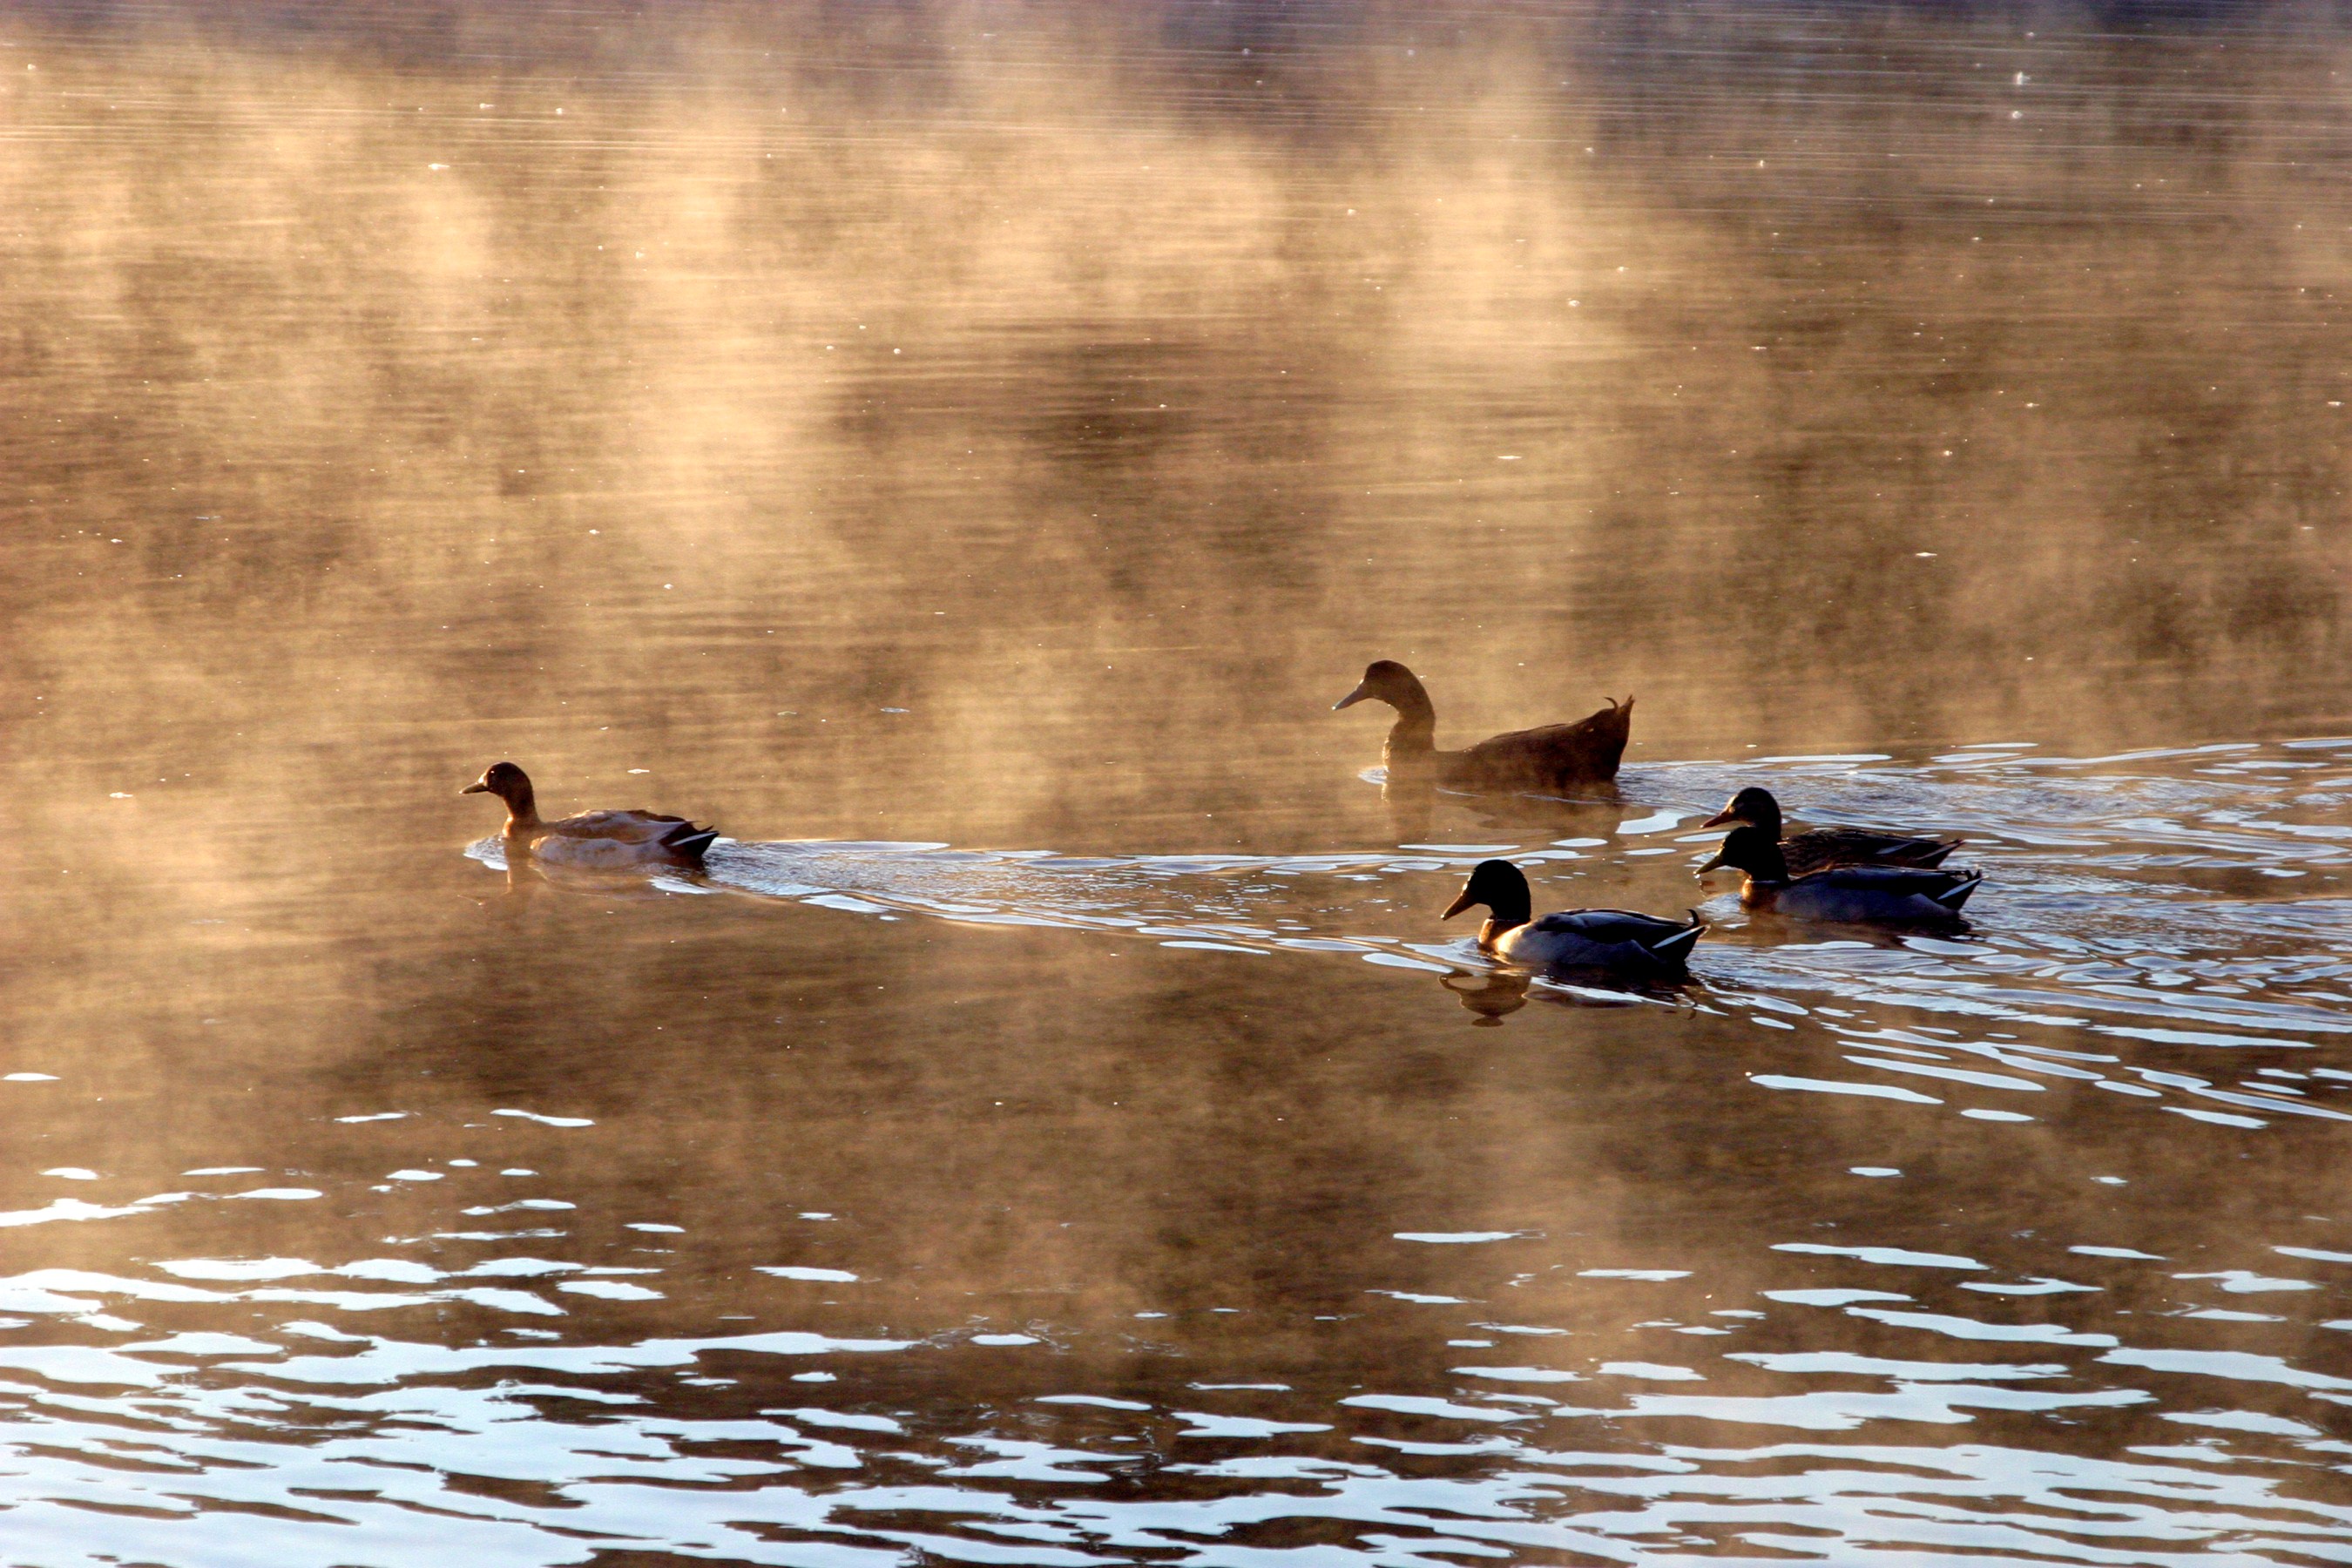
<box><xmin>5</xmin><ymin>1</ymin><xmax>2352</xmax><ymax>1562</ymax></box>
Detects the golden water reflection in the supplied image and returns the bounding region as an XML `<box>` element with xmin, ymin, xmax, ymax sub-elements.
<box><xmin>6</xmin><ymin>3</ymin><xmax>2352</xmax><ymax>1560</ymax></box>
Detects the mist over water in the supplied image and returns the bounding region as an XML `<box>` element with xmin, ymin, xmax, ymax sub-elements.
<box><xmin>8</xmin><ymin>2</ymin><xmax>2352</xmax><ymax>1563</ymax></box>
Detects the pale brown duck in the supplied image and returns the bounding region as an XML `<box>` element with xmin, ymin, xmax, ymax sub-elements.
<box><xmin>1335</xmin><ymin>660</ymin><xmax>1631</xmax><ymax>793</ymax></box>
<box><xmin>463</xmin><ymin>761</ymin><xmax>720</xmax><ymax>869</ymax></box>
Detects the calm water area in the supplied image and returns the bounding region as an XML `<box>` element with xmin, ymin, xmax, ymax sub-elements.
<box><xmin>10</xmin><ymin>1</ymin><xmax>2352</xmax><ymax>1562</ymax></box>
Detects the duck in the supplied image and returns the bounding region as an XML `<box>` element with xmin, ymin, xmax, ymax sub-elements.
<box><xmin>1701</xmin><ymin>786</ymin><xmax>1960</xmax><ymax>876</ymax></box>
<box><xmin>1335</xmin><ymin>660</ymin><xmax>1631</xmax><ymax>793</ymax></box>
<box><xmin>1443</xmin><ymin>858</ymin><xmax>1704</xmax><ymax>973</ymax></box>
<box><xmin>1700</xmin><ymin>823</ymin><xmax>1980</xmax><ymax>922</ymax></box>
<box><xmin>463</xmin><ymin>761</ymin><xmax>720</xmax><ymax>869</ymax></box>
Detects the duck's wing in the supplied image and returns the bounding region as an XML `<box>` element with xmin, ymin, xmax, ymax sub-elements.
<box><xmin>1783</xmin><ymin>828</ymin><xmax>1963</xmax><ymax>877</ymax></box>
<box><xmin>543</xmin><ymin>809</ymin><xmax>703</xmax><ymax>846</ymax></box>
<box><xmin>533</xmin><ymin>809</ymin><xmax>719</xmax><ymax>868</ymax></box>
<box><xmin>1446</xmin><ymin>698</ymin><xmax>1633</xmax><ymax>788</ymax></box>
<box><xmin>1529</xmin><ymin>907</ymin><xmax>1705</xmax><ymax>959</ymax></box>
<box><xmin>1528</xmin><ymin>909</ymin><xmax>1674</xmax><ymax>943</ymax></box>
<box><xmin>1930</xmin><ymin>869</ymin><xmax>1983</xmax><ymax>912</ymax></box>
<box><xmin>1802</xmin><ymin>864</ymin><xmax>1977</xmax><ymax>899</ymax></box>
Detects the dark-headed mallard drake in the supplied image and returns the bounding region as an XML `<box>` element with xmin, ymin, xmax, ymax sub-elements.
<box><xmin>1700</xmin><ymin>824</ymin><xmax>1980</xmax><ymax>922</ymax></box>
<box><xmin>1443</xmin><ymin>859</ymin><xmax>1703</xmax><ymax>973</ymax></box>
<box><xmin>1335</xmin><ymin>660</ymin><xmax>1630</xmax><ymax>793</ymax></box>
<box><xmin>463</xmin><ymin>761</ymin><xmax>719</xmax><ymax>869</ymax></box>
<box><xmin>1702</xmin><ymin>786</ymin><xmax>1960</xmax><ymax>877</ymax></box>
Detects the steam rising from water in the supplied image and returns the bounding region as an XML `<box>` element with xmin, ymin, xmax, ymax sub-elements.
<box><xmin>10</xmin><ymin>3</ymin><xmax>2352</xmax><ymax>1565</ymax></box>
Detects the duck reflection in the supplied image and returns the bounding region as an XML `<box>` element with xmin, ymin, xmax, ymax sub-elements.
<box><xmin>1437</xmin><ymin>963</ymin><xmax>1707</xmax><ymax>1025</ymax></box>
<box><xmin>475</xmin><ymin>840</ymin><xmax>707</xmax><ymax>912</ymax></box>
<box><xmin>1380</xmin><ymin>768</ymin><xmax>1436</xmax><ymax>843</ymax></box>
<box><xmin>1440</xmin><ymin>970</ymin><xmax>1530</xmax><ymax>1026</ymax></box>
<box><xmin>470</xmin><ymin>852</ymin><xmax>549</xmax><ymax>935</ymax></box>
<box><xmin>1375</xmin><ymin>768</ymin><xmax>1624</xmax><ymax>848</ymax></box>
<box><xmin>1458</xmin><ymin>787</ymin><xmax>1625</xmax><ymax>829</ymax></box>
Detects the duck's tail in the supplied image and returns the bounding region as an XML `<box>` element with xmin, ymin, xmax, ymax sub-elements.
<box><xmin>665</xmin><ymin>824</ymin><xmax>720</xmax><ymax>862</ymax></box>
<box><xmin>1646</xmin><ymin>909</ymin><xmax>1707</xmax><ymax>963</ymax></box>
<box><xmin>1932</xmin><ymin>870</ymin><xmax>1984</xmax><ymax>912</ymax></box>
<box><xmin>1908</xmin><ymin>837</ymin><xmax>1964</xmax><ymax>868</ymax></box>
<box><xmin>1587</xmin><ymin>694</ymin><xmax>1635</xmax><ymax>779</ymax></box>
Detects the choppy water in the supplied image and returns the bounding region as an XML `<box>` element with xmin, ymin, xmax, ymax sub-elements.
<box><xmin>11</xmin><ymin>0</ymin><xmax>2352</xmax><ymax>1562</ymax></box>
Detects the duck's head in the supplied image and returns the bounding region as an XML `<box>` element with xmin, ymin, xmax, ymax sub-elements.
<box><xmin>1443</xmin><ymin>858</ymin><xmax>1534</xmax><ymax>925</ymax></box>
<box><xmin>1334</xmin><ymin>659</ymin><xmax>1426</xmax><ymax>713</ymax></box>
<box><xmin>463</xmin><ymin>760</ymin><xmax>534</xmax><ymax>808</ymax></box>
<box><xmin>1701</xmin><ymin>786</ymin><xmax>1783</xmax><ymax>834</ymax></box>
<box><xmin>1697</xmin><ymin>823</ymin><xmax>1788</xmax><ymax>881</ymax></box>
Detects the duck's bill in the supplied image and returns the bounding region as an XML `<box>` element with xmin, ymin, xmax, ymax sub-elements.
<box><xmin>1442</xmin><ymin>890</ymin><xmax>1477</xmax><ymax>919</ymax></box>
<box><xmin>1695</xmin><ymin>851</ymin><xmax>1728</xmax><ymax>874</ymax></box>
<box><xmin>461</xmin><ymin>781</ymin><xmax>490</xmax><ymax>794</ymax></box>
<box><xmin>1333</xmin><ymin>683</ymin><xmax>1370</xmax><ymax>711</ymax></box>
<box><xmin>1700</xmin><ymin>808</ymin><xmax>1740</xmax><ymax>828</ymax></box>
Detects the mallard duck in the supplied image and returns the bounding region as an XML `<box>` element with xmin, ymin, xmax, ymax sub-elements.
<box><xmin>1700</xmin><ymin>824</ymin><xmax>1980</xmax><ymax>922</ymax></box>
<box><xmin>1702</xmin><ymin>786</ymin><xmax>1960</xmax><ymax>876</ymax></box>
<box><xmin>1335</xmin><ymin>660</ymin><xmax>1631</xmax><ymax>793</ymax></box>
<box><xmin>463</xmin><ymin>761</ymin><xmax>719</xmax><ymax>869</ymax></box>
<box><xmin>1443</xmin><ymin>859</ymin><xmax>1704</xmax><ymax>972</ymax></box>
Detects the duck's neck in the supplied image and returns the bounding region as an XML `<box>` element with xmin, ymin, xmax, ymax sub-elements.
<box><xmin>1476</xmin><ymin>891</ymin><xmax>1531</xmax><ymax>953</ymax></box>
<box><xmin>1380</xmin><ymin>677</ymin><xmax>1439</xmax><ymax>759</ymax></box>
<box><xmin>1476</xmin><ymin>916</ymin><xmax>1524</xmax><ymax>952</ymax></box>
<box><xmin>497</xmin><ymin>783</ymin><xmax>542</xmax><ymax>835</ymax></box>
<box><xmin>1737</xmin><ymin>843</ymin><xmax>1792</xmax><ymax>906</ymax></box>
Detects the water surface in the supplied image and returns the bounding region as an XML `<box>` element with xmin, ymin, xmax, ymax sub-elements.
<box><xmin>7</xmin><ymin>2</ymin><xmax>2352</xmax><ymax>1562</ymax></box>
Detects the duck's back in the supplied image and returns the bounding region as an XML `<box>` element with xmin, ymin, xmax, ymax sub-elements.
<box><xmin>1443</xmin><ymin>698</ymin><xmax>1632</xmax><ymax>791</ymax></box>
<box><xmin>1783</xmin><ymin>827</ymin><xmax>1960</xmax><ymax>878</ymax></box>
<box><xmin>530</xmin><ymin>809</ymin><xmax>714</xmax><ymax>868</ymax></box>
<box><xmin>1774</xmin><ymin>865</ymin><xmax>1978</xmax><ymax>922</ymax></box>
<box><xmin>1497</xmin><ymin>907</ymin><xmax>1695</xmax><ymax>970</ymax></box>
<box><xmin>543</xmin><ymin>808</ymin><xmax>687</xmax><ymax>840</ymax></box>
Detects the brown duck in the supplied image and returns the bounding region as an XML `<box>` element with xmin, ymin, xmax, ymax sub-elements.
<box><xmin>463</xmin><ymin>761</ymin><xmax>720</xmax><ymax>869</ymax></box>
<box><xmin>1335</xmin><ymin>660</ymin><xmax>1631</xmax><ymax>793</ymax></box>
<box><xmin>1700</xmin><ymin>786</ymin><xmax>1960</xmax><ymax>878</ymax></box>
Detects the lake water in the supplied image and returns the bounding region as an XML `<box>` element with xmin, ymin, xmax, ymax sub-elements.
<box><xmin>8</xmin><ymin>2</ymin><xmax>2352</xmax><ymax>1562</ymax></box>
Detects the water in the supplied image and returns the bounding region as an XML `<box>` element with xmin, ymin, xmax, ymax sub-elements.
<box><xmin>8</xmin><ymin>1</ymin><xmax>2352</xmax><ymax>1561</ymax></box>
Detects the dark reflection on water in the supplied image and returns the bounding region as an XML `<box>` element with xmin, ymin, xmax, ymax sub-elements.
<box><xmin>9</xmin><ymin>1</ymin><xmax>2352</xmax><ymax>1562</ymax></box>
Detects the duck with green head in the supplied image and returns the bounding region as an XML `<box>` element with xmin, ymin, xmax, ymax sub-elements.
<box><xmin>1702</xmin><ymin>786</ymin><xmax>1959</xmax><ymax>876</ymax></box>
<box><xmin>1443</xmin><ymin>858</ymin><xmax>1704</xmax><ymax>973</ymax></box>
<box><xmin>1700</xmin><ymin>822</ymin><xmax>1980</xmax><ymax>922</ymax></box>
